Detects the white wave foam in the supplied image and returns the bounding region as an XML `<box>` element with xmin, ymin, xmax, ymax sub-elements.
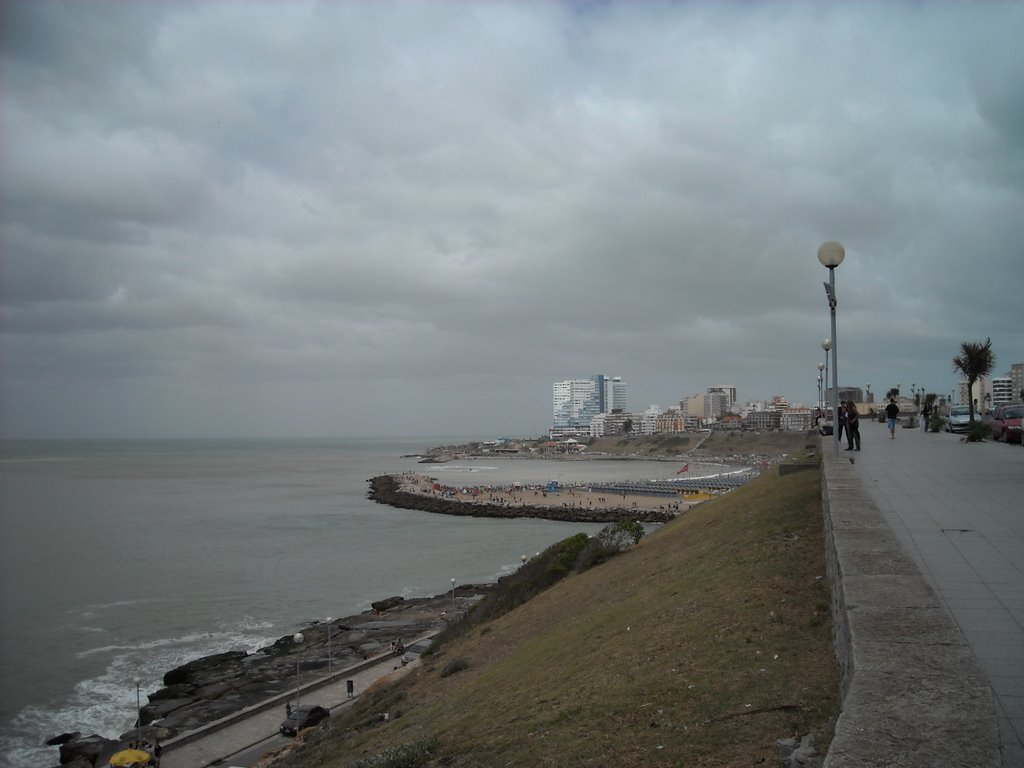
<box><xmin>427</xmin><ymin>464</ymin><xmax>497</xmax><ymax>472</ymax></box>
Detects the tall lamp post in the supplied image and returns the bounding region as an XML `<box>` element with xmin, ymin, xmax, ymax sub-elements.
<box><xmin>293</xmin><ymin>632</ymin><xmax>304</xmax><ymax>710</ymax></box>
<box><xmin>818</xmin><ymin>240</ymin><xmax>845</xmax><ymax>457</ymax></box>
<box><xmin>817</xmin><ymin>374</ymin><xmax>823</xmax><ymax>413</ymax></box>
<box><xmin>821</xmin><ymin>339</ymin><xmax>832</xmax><ymax>413</ymax></box>
<box><xmin>450</xmin><ymin>578</ymin><xmax>456</xmax><ymax>615</ymax></box>
<box><xmin>817</xmin><ymin>362</ymin><xmax>825</xmax><ymax>410</ymax></box>
<box><xmin>325</xmin><ymin>617</ymin><xmax>332</xmax><ymax>672</ymax></box>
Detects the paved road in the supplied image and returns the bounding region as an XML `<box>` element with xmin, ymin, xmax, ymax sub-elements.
<box><xmin>844</xmin><ymin>419</ymin><xmax>1023</xmax><ymax>767</ymax></box>
<box><xmin>161</xmin><ymin>650</ymin><xmax>420</xmax><ymax>767</ymax></box>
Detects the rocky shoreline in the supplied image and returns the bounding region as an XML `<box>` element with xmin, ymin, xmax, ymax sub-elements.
<box><xmin>367</xmin><ymin>473</ymin><xmax>679</xmax><ymax>524</ymax></box>
<box><xmin>49</xmin><ymin>587</ymin><xmax>492</xmax><ymax>766</ymax></box>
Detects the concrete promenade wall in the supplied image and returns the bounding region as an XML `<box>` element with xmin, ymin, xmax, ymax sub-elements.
<box><xmin>818</xmin><ymin>455</ymin><xmax>1001</xmax><ymax>767</ymax></box>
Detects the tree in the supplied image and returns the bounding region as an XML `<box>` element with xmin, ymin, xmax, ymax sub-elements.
<box><xmin>952</xmin><ymin>338</ymin><xmax>996</xmax><ymax>426</ymax></box>
<box><xmin>622</xmin><ymin>418</ymin><xmax>633</xmax><ymax>435</ymax></box>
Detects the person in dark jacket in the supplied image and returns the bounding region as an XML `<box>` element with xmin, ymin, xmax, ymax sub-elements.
<box><xmin>845</xmin><ymin>401</ymin><xmax>861</xmax><ymax>451</ymax></box>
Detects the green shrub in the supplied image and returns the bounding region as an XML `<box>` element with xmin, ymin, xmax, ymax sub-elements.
<box><xmin>574</xmin><ymin>519</ymin><xmax>646</xmax><ymax>571</ymax></box>
<box><xmin>349</xmin><ymin>738</ymin><xmax>440</xmax><ymax>768</ymax></box>
<box><xmin>440</xmin><ymin>657</ymin><xmax>468</xmax><ymax>677</ymax></box>
<box><xmin>967</xmin><ymin>421</ymin><xmax>992</xmax><ymax>442</ymax></box>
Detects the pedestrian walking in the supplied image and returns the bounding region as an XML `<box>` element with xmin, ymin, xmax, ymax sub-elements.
<box><xmin>885</xmin><ymin>398</ymin><xmax>900</xmax><ymax>439</ymax></box>
<box><xmin>921</xmin><ymin>400</ymin><xmax>931</xmax><ymax>432</ymax></box>
<box><xmin>837</xmin><ymin>402</ymin><xmax>847</xmax><ymax>445</ymax></box>
<box><xmin>845</xmin><ymin>401</ymin><xmax>861</xmax><ymax>451</ymax></box>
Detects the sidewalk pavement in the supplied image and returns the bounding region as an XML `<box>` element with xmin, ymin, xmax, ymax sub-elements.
<box><xmin>160</xmin><ymin>650</ymin><xmax>419</xmax><ymax>768</ymax></box>
<box><xmin>841</xmin><ymin>419</ymin><xmax>1023</xmax><ymax>766</ymax></box>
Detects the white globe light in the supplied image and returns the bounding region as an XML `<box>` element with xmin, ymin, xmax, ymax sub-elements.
<box><xmin>817</xmin><ymin>240</ymin><xmax>845</xmax><ymax>268</ymax></box>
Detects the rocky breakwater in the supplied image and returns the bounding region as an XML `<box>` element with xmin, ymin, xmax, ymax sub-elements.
<box><xmin>50</xmin><ymin>588</ymin><xmax>490</xmax><ymax>766</ymax></box>
<box><xmin>368</xmin><ymin>474</ymin><xmax>676</xmax><ymax>524</ymax></box>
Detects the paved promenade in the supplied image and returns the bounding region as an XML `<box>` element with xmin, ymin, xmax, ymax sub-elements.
<box><xmin>842</xmin><ymin>419</ymin><xmax>1023</xmax><ymax>766</ymax></box>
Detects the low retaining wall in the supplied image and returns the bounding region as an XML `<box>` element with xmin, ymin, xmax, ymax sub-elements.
<box><xmin>819</xmin><ymin>455</ymin><xmax>1001</xmax><ymax>766</ymax></box>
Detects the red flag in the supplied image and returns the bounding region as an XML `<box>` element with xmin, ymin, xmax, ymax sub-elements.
<box><xmin>676</xmin><ymin>463</ymin><xmax>688</xmax><ymax>474</ymax></box>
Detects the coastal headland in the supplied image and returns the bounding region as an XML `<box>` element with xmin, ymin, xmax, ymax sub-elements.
<box><xmin>367</xmin><ymin>473</ymin><xmax>690</xmax><ymax>524</ymax></box>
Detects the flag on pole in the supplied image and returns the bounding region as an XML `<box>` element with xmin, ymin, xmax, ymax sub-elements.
<box><xmin>676</xmin><ymin>463</ymin><xmax>689</xmax><ymax>474</ymax></box>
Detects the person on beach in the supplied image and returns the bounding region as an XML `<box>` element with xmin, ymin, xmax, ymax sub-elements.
<box><xmin>845</xmin><ymin>401</ymin><xmax>861</xmax><ymax>451</ymax></box>
<box><xmin>885</xmin><ymin>398</ymin><xmax>900</xmax><ymax>439</ymax></box>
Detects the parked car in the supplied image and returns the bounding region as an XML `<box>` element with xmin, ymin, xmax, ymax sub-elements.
<box><xmin>279</xmin><ymin>704</ymin><xmax>330</xmax><ymax>736</ymax></box>
<box><xmin>985</xmin><ymin>404</ymin><xmax>1023</xmax><ymax>443</ymax></box>
<box><xmin>401</xmin><ymin>639</ymin><xmax>432</xmax><ymax>666</ymax></box>
<box><xmin>945</xmin><ymin>405</ymin><xmax>973</xmax><ymax>434</ymax></box>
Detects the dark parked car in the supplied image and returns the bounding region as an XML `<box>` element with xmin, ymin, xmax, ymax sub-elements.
<box><xmin>401</xmin><ymin>639</ymin><xmax>433</xmax><ymax>666</ymax></box>
<box><xmin>280</xmin><ymin>704</ymin><xmax>330</xmax><ymax>736</ymax></box>
<box><xmin>985</xmin><ymin>404</ymin><xmax>1023</xmax><ymax>443</ymax></box>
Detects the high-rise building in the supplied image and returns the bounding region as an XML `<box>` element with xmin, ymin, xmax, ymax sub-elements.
<box><xmin>708</xmin><ymin>385</ymin><xmax>737</xmax><ymax>412</ymax></box>
<box><xmin>705</xmin><ymin>391</ymin><xmax>729</xmax><ymax>420</ymax></box>
<box><xmin>553</xmin><ymin>374</ymin><xmax>627</xmax><ymax>436</ymax></box>
<box><xmin>1011</xmin><ymin>363</ymin><xmax>1024</xmax><ymax>402</ymax></box>
<box><xmin>992</xmin><ymin>376</ymin><xmax>1013</xmax><ymax>407</ymax></box>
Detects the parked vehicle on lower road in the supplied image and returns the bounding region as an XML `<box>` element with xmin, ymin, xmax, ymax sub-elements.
<box><xmin>279</xmin><ymin>704</ymin><xmax>330</xmax><ymax>736</ymax></box>
<box><xmin>402</xmin><ymin>639</ymin><xmax>432</xmax><ymax>666</ymax></box>
<box><xmin>985</xmin><ymin>404</ymin><xmax>1023</xmax><ymax>443</ymax></box>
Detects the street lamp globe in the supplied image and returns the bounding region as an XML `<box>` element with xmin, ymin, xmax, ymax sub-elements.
<box><xmin>817</xmin><ymin>240</ymin><xmax>846</xmax><ymax>268</ymax></box>
<box><xmin>822</xmin><ymin>338</ymin><xmax>832</xmax><ymax>352</ymax></box>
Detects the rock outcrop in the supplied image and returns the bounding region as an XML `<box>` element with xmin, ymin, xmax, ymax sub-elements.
<box><xmin>50</xmin><ymin>588</ymin><xmax>490</xmax><ymax>765</ymax></box>
<box><xmin>367</xmin><ymin>474</ymin><xmax>676</xmax><ymax>523</ymax></box>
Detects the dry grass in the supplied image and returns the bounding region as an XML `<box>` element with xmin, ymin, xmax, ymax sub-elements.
<box><xmin>584</xmin><ymin>430</ymin><xmax>811</xmax><ymax>459</ymax></box>
<box><xmin>276</xmin><ymin>466</ymin><xmax>838</xmax><ymax>768</ymax></box>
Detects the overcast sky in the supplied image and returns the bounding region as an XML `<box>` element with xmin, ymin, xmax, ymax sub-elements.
<box><xmin>2</xmin><ymin>1</ymin><xmax>1022</xmax><ymax>439</ymax></box>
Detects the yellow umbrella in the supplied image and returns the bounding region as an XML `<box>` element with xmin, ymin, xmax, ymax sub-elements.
<box><xmin>109</xmin><ymin>748</ymin><xmax>152</xmax><ymax>766</ymax></box>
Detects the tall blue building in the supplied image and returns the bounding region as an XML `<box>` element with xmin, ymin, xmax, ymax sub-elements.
<box><xmin>552</xmin><ymin>375</ymin><xmax>626</xmax><ymax>437</ymax></box>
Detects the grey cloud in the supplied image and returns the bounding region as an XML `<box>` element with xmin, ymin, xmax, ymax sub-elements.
<box><xmin>2</xmin><ymin>1</ymin><xmax>1023</xmax><ymax>438</ymax></box>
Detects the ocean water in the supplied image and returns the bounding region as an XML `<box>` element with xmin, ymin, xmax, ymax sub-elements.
<box><xmin>0</xmin><ymin>438</ymin><xmax>718</xmax><ymax>767</ymax></box>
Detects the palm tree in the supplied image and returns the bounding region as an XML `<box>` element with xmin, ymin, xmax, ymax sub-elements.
<box><xmin>952</xmin><ymin>338</ymin><xmax>996</xmax><ymax>426</ymax></box>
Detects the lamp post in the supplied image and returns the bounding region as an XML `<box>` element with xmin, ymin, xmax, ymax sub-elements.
<box><xmin>817</xmin><ymin>374</ymin><xmax>823</xmax><ymax>413</ymax></box>
<box><xmin>450</xmin><ymin>578</ymin><xmax>456</xmax><ymax>615</ymax></box>
<box><xmin>817</xmin><ymin>362</ymin><xmax>825</xmax><ymax>410</ymax></box>
<box><xmin>132</xmin><ymin>676</ymin><xmax>142</xmax><ymax>746</ymax></box>
<box><xmin>325</xmin><ymin>617</ymin><xmax>332</xmax><ymax>671</ymax></box>
<box><xmin>293</xmin><ymin>632</ymin><xmax>304</xmax><ymax>710</ymax></box>
<box><xmin>821</xmin><ymin>339</ymin><xmax>832</xmax><ymax>413</ymax></box>
<box><xmin>521</xmin><ymin>555</ymin><xmax>528</xmax><ymax>567</ymax></box>
<box><xmin>818</xmin><ymin>240</ymin><xmax>845</xmax><ymax>457</ymax></box>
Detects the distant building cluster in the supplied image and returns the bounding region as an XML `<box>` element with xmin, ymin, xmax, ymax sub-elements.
<box><xmin>550</xmin><ymin>376</ymin><xmax>815</xmax><ymax>438</ymax></box>
<box><xmin>957</xmin><ymin>363</ymin><xmax>1024</xmax><ymax>413</ymax></box>
<box><xmin>550</xmin><ymin>362</ymin><xmax>1024</xmax><ymax>439</ymax></box>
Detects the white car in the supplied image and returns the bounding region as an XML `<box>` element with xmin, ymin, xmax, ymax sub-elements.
<box><xmin>945</xmin><ymin>405</ymin><xmax>972</xmax><ymax>434</ymax></box>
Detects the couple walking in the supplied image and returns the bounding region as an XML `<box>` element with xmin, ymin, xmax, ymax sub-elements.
<box><xmin>840</xmin><ymin>401</ymin><xmax>861</xmax><ymax>451</ymax></box>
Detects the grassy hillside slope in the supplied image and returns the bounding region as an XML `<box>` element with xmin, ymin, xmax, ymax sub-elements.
<box><xmin>276</xmin><ymin>466</ymin><xmax>838</xmax><ymax>767</ymax></box>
